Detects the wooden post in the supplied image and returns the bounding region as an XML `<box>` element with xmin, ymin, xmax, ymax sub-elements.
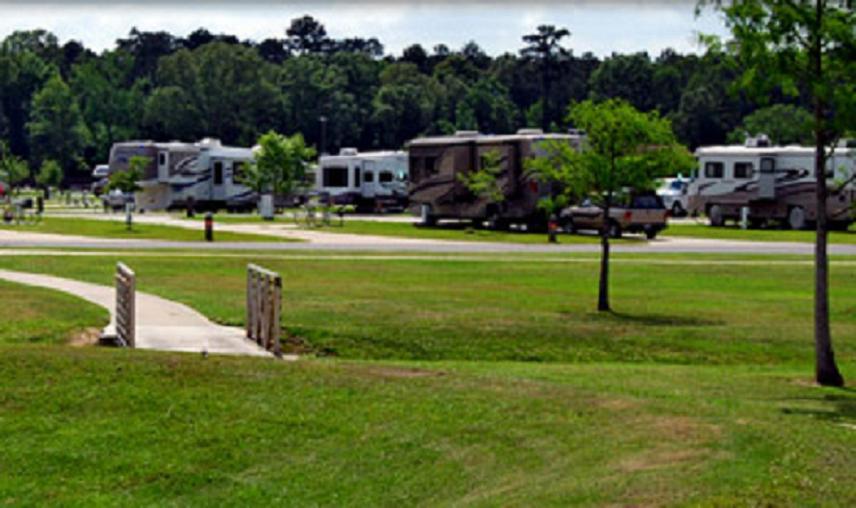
<box><xmin>246</xmin><ymin>264</ymin><xmax>283</xmax><ymax>357</ymax></box>
<box><xmin>115</xmin><ymin>262</ymin><xmax>136</xmax><ymax>348</ymax></box>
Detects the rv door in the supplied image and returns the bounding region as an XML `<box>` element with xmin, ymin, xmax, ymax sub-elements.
<box><xmin>158</xmin><ymin>151</ymin><xmax>169</xmax><ymax>182</ymax></box>
<box><xmin>759</xmin><ymin>157</ymin><xmax>776</xmax><ymax>200</ymax></box>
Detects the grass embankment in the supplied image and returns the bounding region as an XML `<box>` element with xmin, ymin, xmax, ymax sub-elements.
<box><xmin>0</xmin><ymin>216</ymin><xmax>290</xmax><ymax>243</ymax></box>
<box><xmin>664</xmin><ymin>222</ymin><xmax>856</xmax><ymax>244</ymax></box>
<box><xmin>1</xmin><ymin>253</ymin><xmax>853</xmax><ymax>365</ymax></box>
<box><xmin>1</xmin><ymin>255</ymin><xmax>854</xmax><ymax>505</ymax></box>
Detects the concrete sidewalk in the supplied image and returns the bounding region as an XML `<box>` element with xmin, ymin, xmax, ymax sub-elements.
<box><xmin>0</xmin><ymin>269</ymin><xmax>280</xmax><ymax>357</ymax></box>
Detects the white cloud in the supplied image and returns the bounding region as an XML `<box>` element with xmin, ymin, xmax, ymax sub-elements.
<box><xmin>0</xmin><ymin>2</ymin><xmax>728</xmax><ymax>56</ymax></box>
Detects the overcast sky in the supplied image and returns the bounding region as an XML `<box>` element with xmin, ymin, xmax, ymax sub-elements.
<box><xmin>0</xmin><ymin>1</ymin><xmax>730</xmax><ymax>57</ymax></box>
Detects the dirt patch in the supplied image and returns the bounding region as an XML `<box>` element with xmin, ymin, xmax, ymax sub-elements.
<box><xmin>67</xmin><ymin>327</ymin><xmax>101</xmax><ymax>347</ymax></box>
<box><xmin>360</xmin><ymin>366</ymin><xmax>445</xmax><ymax>379</ymax></box>
<box><xmin>617</xmin><ymin>448</ymin><xmax>707</xmax><ymax>473</ymax></box>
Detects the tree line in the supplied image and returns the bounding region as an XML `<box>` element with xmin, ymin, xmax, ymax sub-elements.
<box><xmin>0</xmin><ymin>15</ymin><xmax>816</xmax><ymax>186</ymax></box>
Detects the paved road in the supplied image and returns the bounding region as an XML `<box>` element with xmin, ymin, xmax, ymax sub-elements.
<box><xmin>0</xmin><ymin>268</ymin><xmax>285</xmax><ymax>357</ymax></box>
<box><xmin>2</xmin><ymin>227</ymin><xmax>855</xmax><ymax>255</ymax></box>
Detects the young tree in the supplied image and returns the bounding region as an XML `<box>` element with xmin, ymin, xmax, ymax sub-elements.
<box><xmin>520</xmin><ymin>25</ymin><xmax>570</xmax><ymax>132</ymax></box>
<box><xmin>0</xmin><ymin>141</ymin><xmax>29</xmax><ymax>189</ymax></box>
<box><xmin>35</xmin><ymin>158</ymin><xmax>62</xmax><ymax>196</ymax></box>
<box><xmin>107</xmin><ymin>155</ymin><xmax>145</xmax><ymax>194</ymax></box>
<box><xmin>701</xmin><ymin>0</ymin><xmax>855</xmax><ymax>387</ymax></box>
<box><xmin>457</xmin><ymin>149</ymin><xmax>505</xmax><ymax>223</ymax></box>
<box><xmin>248</xmin><ymin>131</ymin><xmax>316</xmax><ymax>202</ymax></box>
<box><xmin>528</xmin><ymin>99</ymin><xmax>693</xmax><ymax>311</ymax></box>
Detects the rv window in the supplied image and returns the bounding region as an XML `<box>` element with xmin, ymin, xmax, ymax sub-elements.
<box><xmin>364</xmin><ymin>171</ymin><xmax>374</xmax><ymax>183</ymax></box>
<box><xmin>734</xmin><ymin>162</ymin><xmax>753</xmax><ymax>179</ymax></box>
<box><xmin>704</xmin><ymin>162</ymin><xmax>724</xmax><ymax>178</ymax></box>
<box><xmin>379</xmin><ymin>171</ymin><xmax>394</xmax><ymax>183</ymax></box>
<box><xmin>213</xmin><ymin>162</ymin><xmax>224</xmax><ymax>185</ymax></box>
<box><xmin>425</xmin><ymin>156</ymin><xmax>437</xmax><ymax>176</ymax></box>
<box><xmin>233</xmin><ymin>162</ymin><xmax>245</xmax><ymax>181</ymax></box>
<box><xmin>158</xmin><ymin>153</ymin><xmax>166</xmax><ymax>166</ymax></box>
<box><xmin>322</xmin><ymin>166</ymin><xmax>349</xmax><ymax>187</ymax></box>
<box><xmin>354</xmin><ymin>167</ymin><xmax>361</xmax><ymax>187</ymax></box>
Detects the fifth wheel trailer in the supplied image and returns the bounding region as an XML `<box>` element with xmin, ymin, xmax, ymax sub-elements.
<box><xmin>406</xmin><ymin>129</ymin><xmax>584</xmax><ymax>227</ymax></box>
<box><xmin>108</xmin><ymin>138</ymin><xmax>255</xmax><ymax>211</ymax></box>
<box><xmin>315</xmin><ymin>148</ymin><xmax>408</xmax><ymax>211</ymax></box>
<box><xmin>687</xmin><ymin>139</ymin><xmax>856</xmax><ymax>230</ymax></box>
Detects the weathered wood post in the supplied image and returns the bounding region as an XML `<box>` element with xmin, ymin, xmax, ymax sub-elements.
<box><xmin>246</xmin><ymin>264</ymin><xmax>282</xmax><ymax>358</ymax></box>
<box><xmin>115</xmin><ymin>262</ymin><xmax>136</xmax><ymax>347</ymax></box>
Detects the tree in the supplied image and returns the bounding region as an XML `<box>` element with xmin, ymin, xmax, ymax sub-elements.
<box><xmin>702</xmin><ymin>0</ymin><xmax>854</xmax><ymax>387</ymax></box>
<box><xmin>27</xmin><ymin>73</ymin><xmax>90</xmax><ymax>176</ymax></box>
<box><xmin>0</xmin><ymin>141</ymin><xmax>29</xmax><ymax>189</ymax></box>
<box><xmin>70</xmin><ymin>51</ymin><xmax>143</xmax><ymax>163</ymax></box>
<box><xmin>107</xmin><ymin>155</ymin><xmax>145</xmax><ymax>194</ymax></box>
<box><xmin>248</xmin><ymin>131</ymin><xmax>316</xmax><ymax>201</ymax></box>
<box><xmin>457</xmin><ymin>149</ymin><xmax>505</xmax><ymax>206</ymax></box>
<box><xmin>145</xmin><ymin>42</ymin><xmax>280</xmax><ymax>145</ymax></box>
<box><xmin>286</xmin><ymin>16</ymin><xmax>331</xmax><ymax>55</ymax></box>
<box><xmin>727</xmin><ymin>104</ymin><xmax>813</xmax><ymax>145</ymax></box>
<box><xmin>528</xmin><ymin>99</ymin><xmax>693</xmax><ymax>311</ymax></box>
<box><xmin>520</xmin><ymin>25</ymin><xmax>570</xmax><ymax>131</ymax></box>
<box><xmin>35</xmin><ymin>158</ymin><xmax>62</xmax><ymax>190</ymax></box>
<box><xmin>589</xmin><ymin>52</ymin><xmax>656</xmax><ymax>112</ymax></box>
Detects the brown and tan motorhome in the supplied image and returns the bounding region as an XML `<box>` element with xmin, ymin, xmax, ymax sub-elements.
<box><xmin>687</xmin><ymin>138</ymin><xmax>856</xmax><ymax>230</ymax></box>
<box><xmin>407</xmin><ymin>129</ymin><xmax>583</xmax><ymax>227</ymax></box>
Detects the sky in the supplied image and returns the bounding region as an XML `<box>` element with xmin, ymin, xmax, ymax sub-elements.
<box><xmin>0</xmin><ymin>1</ymin><xmax>730</xmax><ymax>58</ymax></box>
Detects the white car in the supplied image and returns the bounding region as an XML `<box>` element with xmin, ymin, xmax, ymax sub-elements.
<box><xmin>657</xmin><ymin>177</ymin><xmax>691</xmax><ymax>216</ymax></box>
<box><xmin>91</xmin><ymin>164</ymin><xmax>111</xmax><ymax>179</ymax></box>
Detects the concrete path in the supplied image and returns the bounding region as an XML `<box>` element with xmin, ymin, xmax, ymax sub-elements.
<box><xmin>0</xmin><ymin>268</ymin><xmax>277</xmax><ymax>357</ymax></box>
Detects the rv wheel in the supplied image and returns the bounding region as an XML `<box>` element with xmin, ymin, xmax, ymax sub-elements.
<box><xmin>708</xmin><ymin>205</ymin><xmax>725</xmax><ymax>227</ymax></box>
<box><xmin>788</xmin><ymin>206</ymin><xmax>807</xmax><ymax>230</ymax></box>
<box><xmin>608</xmin><ymin>221</ymin><xmax>622</xmax><ymax>239</ymax></box>
<box><xmin>671</xmin><ymin>202</ymin><xmax>685</xmax><ymax>217</ymax></box>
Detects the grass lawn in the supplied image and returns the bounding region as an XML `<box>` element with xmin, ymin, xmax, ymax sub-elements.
<box><xmin>664</xmin><ymin>223</ymin><xmax>856</xmax><ymax>244</ymax></box>
<box><xmin>1</xmin><ymin>252</ymin><xmax>853</xmax><ymax>365</ymax></box>
<box><xmin>0</xmin><ymin>216</ymin><xmax>293</xmax><ymax>243</ymax></box>
<box><xmin>1</xmin><ymin>254</ymin><xmax>854</xmax><ymax>505</ymax></box>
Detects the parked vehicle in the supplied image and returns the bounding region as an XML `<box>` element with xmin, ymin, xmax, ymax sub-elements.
<box><xmin>407</xmin><ymin>129</ymin><xmax>584</xmax><ymax>228</ymax></box>
<box><xmin>91</xmin><ymin>164</ymin><xmax>111</xmax><ymax>180</ymax></box>
<box><xmin>560</xmin><ymin>193</ymin><xmax>668</xmax><ymax>239</ymax></box>
<box><xmin>316</xmin><ymin>148</ymin><xmax>408</xmax><ymax>211</ymax></box>
<box><xmin>687</xmin><ymin>136</ymin><xmax>856</xmax><ymax>230</ymax></box>
<box><xmin>108</xmin><ymin>138</ymin><xmax>256</xmax><ymax>211</ymax></box>
<box><xmin>102</xmin><ymin>189</ymin><xmax>135</xmax><ymax>211</ymax></box>
<box><xmin>91</xmin><ymin>177</ymin><xmax>110</xmax><ymax>196</ymax></box>
<box><xmin>657</xmin><ymin>177</ymin><xmax>691</xmax><ymax>217</ymax></box>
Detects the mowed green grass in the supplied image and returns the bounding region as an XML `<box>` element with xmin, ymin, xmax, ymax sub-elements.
<box><xmin>664</xmin><ymin>223</ymin><xmax>856</xmax><ymax>244</ymax></box>
<box><xmin>0</xmin><ymin>256</ymin><xmax>854</xmax><ymax>505</ymax></box>
<box><xmin>0</xmin><ymin>279</ymin><xmax>108</xmax><ymax>344</ymax></box>
<box><xmin>0</xmin><ymin>346</ymin><xmax>852</xmax><ymax>506</ymax></box>
<box><xmin>1</xmin><ymin>253</ymin><xmax>853</xmax><ymax>365</ymax></box>
<box><xmin>0</xmin><ymin>216</ymin><xmax>291</xmax><ymax>243</ymax></box>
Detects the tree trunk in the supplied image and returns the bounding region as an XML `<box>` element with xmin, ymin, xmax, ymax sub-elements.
<box><xmin>598</xmin><ymin>193</ymin><xmax>611</xmax><ymax>312</ymax></box>
<box><xmin>811</xmin><ymin>0</ymin><xmax>844</xmax><ymax>387</ymax></box>
<box><xmin>541</xmin><ymin>60</ymin><xmax>550</xmax><ymax>133</ymax></box>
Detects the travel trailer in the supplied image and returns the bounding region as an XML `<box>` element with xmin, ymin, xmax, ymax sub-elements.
<box><xmin>687</xmin><ymin>137</ymin><xmax>856</xmax><ymax>230</ymax></box>
<box><xmin>108</xmin><ymin>138</ymin><xmax>255</xmax><ymax>211</ymax></box>
<box><xmin>316</xmin><ymin>148</ymin><xmax>408</xmax><ymax>211</ymax></box>
<box><xmin>407</xmin><ymin>129</ymin><xmax>584</xmax><ymax>227</ymax></box>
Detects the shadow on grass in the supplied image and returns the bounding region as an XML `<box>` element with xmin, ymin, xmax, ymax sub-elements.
<box><xmin>576</xmin><ymin>310</ymin><xmax>724</xmax><ymax>327</ymax></box>
<box><xmin>781</xmin><ymin>392</ymin><xmax>856</xmax><ymax>424</ymax></box>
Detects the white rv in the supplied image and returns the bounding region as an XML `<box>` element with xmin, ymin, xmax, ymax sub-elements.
<box><xmin>688</xmin><ymin>138</ymin><xmax>856</xmax><ymax>230</ymax></box>
<box><xmin>316</xmin><ymin>148</ymin><xmax>408</xmax><ymax>211</ymax></box>
<box><xmin>109</xmin><ymin>138</ymin><xmax>256</xmax><ymax>211</ymax></box>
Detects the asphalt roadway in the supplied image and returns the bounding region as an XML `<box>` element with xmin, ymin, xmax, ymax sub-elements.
<box><xmin>2</xmin><ymin>228</ymin><xmax>855</xmax><ymax>255</ymax></box>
